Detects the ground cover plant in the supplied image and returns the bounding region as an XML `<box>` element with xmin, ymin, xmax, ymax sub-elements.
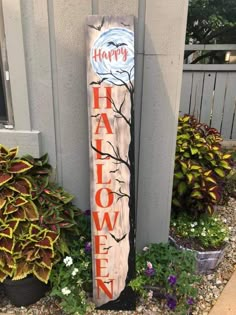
<box><xmin>129</xmin><ymin>243</ymin><xmax>200</xmax><ymax>315</ymax></box>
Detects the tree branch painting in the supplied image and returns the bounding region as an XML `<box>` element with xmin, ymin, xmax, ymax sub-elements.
<box><xmin>86</xmin><ymin>15</ymin><xmax>135</xmax><ymax>310</ymax></box>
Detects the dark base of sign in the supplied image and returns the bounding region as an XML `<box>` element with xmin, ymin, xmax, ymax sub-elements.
<box><xmin>97</xmin><ymin>286</ymin><xmax>136</xmax><ymax>310</ymax></box>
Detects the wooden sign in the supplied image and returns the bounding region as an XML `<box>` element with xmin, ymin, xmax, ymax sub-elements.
<box><xmin>86</xmin><ymin>16</ymin><xmax>135</xmax><ymax>310</ymax></box>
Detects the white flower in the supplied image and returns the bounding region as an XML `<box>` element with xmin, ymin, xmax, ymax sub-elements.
<box><xmin>63</xmin><ymin>256</ymin><xmax>73</xmax><ymax>267</ymax></box>
<box><xmin>61</xmin><ymin>287</ymin><xmax>71</xmax><ymax>295</ymax></box>
<box><xmin>201</xmin><ymin>221</ymin><xmax>204</xmax><ymax>226</ymax></box>
<box><xmin>193</xmin><ymin>221</ymin><xmax>198</xmax><ymax>226</ymax></box>
<box><xmin>224</xmin><ymin>237</ymin><xmax>229</xmax><ymax>242</ymax></box>
<box><xmin>172</xmin><ymin>222</ymin><xmax>176</xmax><ymax>226</ymax></box>
<box><xmin>147</xmin><ymin>261</ymin><xmax>153</xmax><ymax>269</ymax></box>
<box><xmin>190</xmin><ymin>223</ymin><xmax>195</xmax><ymax>227</ymax></box>
<box><xmin>190</xmin><ymin>228</ymin><xmax>195</xmax><ymax>232</ymax></box>
<box><xmin>77</xmin><ymin>279</ymin><xmax>83</xmax><ymax>286</ymax></box>
<box><xmin>147</xmin><ymin>290</ymin><xmax>153</xmax><ymax>300</ymax></box>
<box><xmin>201</xmin><ymin>232</ymin><xmax>206</xmax><ymax>236</ymax></box>
<box><xmin>222</xmin><ymin>218</ymin><xmax>227</xmax><ymax>223</ymax></box>
<box><xmin>72</xmin><ymin>267</ymin><xmax>79</xmax><ymax>277</ymax></box>
<box><xmin>143</xmin><ymin>246</ymin><xmax>149</xmax><ymax>251</ymax></box>
<box><xmin>221</xmin><ymin>228</ymin><xmax>225</xmax><ymax>232</ymax></box>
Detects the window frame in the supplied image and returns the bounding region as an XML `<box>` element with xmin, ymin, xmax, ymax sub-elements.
<box><xmin>0</xmin><ymin>0</ymin><xmax>13</xmax><ymax>126</ymax></box>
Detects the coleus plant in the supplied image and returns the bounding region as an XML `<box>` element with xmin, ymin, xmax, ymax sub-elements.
<box><xmin>172</xmin><ymin>115</ymin><xmax>232</xmax><ymax>217</ymax></box>
<box><xmin>0</xmin><ymin>145</ymin><xmax>81</xmax><ymax>283</ymax></box>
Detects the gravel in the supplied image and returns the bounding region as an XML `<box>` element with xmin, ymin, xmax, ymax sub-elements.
<box><xmin>0</xmin><ymin>198</ymin><xmax>235</xmax><ymax>315</ymax></box>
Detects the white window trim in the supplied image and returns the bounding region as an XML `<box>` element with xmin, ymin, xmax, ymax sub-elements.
<box><xmin>2</xmin><ymin>0</ymin><xmax>31</xmax><ymax>130</ymax></box>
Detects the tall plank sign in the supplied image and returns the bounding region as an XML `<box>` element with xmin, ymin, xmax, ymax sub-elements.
<box><xmin>86</xmin><ymin>16</ymin><xmax>135</xmax><ymax>310</ymax></box>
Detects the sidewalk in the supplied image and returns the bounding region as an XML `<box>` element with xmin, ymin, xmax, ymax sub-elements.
<box><xmin>209</xmin><ymin>270</ymin><xmax>236</xmax><ymax>315</ymax></box>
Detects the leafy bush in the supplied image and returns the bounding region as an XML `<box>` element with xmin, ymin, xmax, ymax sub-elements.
<box><xmin>170</xmin><ymin>213</ymin><xmax>229</xmax><ymax>249</ymax></box>
<box><xmin>220</xmin><ymin>148</ymin><xmax>236</xmax><ymax>204</ymax></box>
<box><xmin>0</xmin><ymin>145</ymin><xmax>81</xmax><ymax>283</ymax></box>
<box><xmin>172</xmin><ymin>115</ymin><xmax>232</xmax><ymax>216</ymax></box>
<box><xmin>129</xmin><ymin>243</ymin><xmax>200</xmax><ymax>314</ymax></box>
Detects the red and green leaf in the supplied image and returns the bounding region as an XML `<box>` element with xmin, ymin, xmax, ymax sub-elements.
<box><xmin>0</xmin><ymin>145</ymin><xmax>9</xmax><ymax>156</ymax></box>
<box><xmin>12</xmin><ymin>208</ymin><xmax>26</xmax><ymax>221</ymax></box>
<box><xmin>33</xmin><ymin>264</ymin><xmax>50</xmax><ymax>284</ymax></box>
<box><xmin>0</xmin><ymin>172</ymin><xmax>13</xmax><ymax>186</ymax></box>
<box><xmin>8</xmin><ymin>160</ymin><xmax>33</xmax><ymax>173</ymax></box>
<box><xmin>36</xmin><ymin>237</ymin><xmax>53</xmax><ymax>250</ymax></box>
<box><xmin>0</xmin><ymin>227</ymin><xmax>12</xmax><ymax>238</ymax></box>
<box><xmin>7</xmin><ymin>220</ymin><xmax>19</xmax><ymax>232</ymax></box>
<box><xmin>4</xmin><ymin>203</ymin><xmax>18</xmax><ymax>215</ymax></box>
<box><xmin>0</xmin><ymin>198</ymin><xmax>6</xmax><ymax>209</ymax></box>
<box><xmin>0</xmin><ymin>238</ymin><xmax>15</xmax><ymax>253</ymax></box>
<box><xmin>40</xmin><ymin>249</ymin><xmax>53</xmax><ymax>269</ymax></box>
<box><xmin>46</xmin><ymin>231</ymin><xmax>59</xmax><ymax>243</ymax></box>
<box><xmin>12</xmin><ymin>261</ymin><xmax>32</xmax><ymax>280</ymax></box>
<box><xmin>0</xmin><ymin>270</ymin><xmax>8</xmax><ymax>282</ymax></box>
<box><xmin>22</xmin><ymin>201</ymin><xmax>39</xmax><ymax>221</ymax></box>
<box><xmin>13</xmin><ymin>197</ymin><xmax>28</xmax><ymax>207</ymax></box>
<box><xmin>8</xmin><ymin>177</ymin><xmax>32</xmax><ymax>195</ymax></box>
<box><xmin>7</xmin><ymin>147</ymin><xmax>19</xmax><ymax>160</ymax></box>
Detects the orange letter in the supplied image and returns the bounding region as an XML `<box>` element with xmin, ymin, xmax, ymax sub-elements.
<box><xmin>95</xmin><ymin>188</ymin><xmax>113</xmax><ymax>208</ymax></box>
<box><xmin>94</xmin><ymin>235</ymin><xmax>108</xmax><ymax>254</ymax></box>
<box><xmin>95</xmin><ymin>258</ymin><xmax>109</xmax><ymax>277</ymax></box>
<box><xmin>96</xmin><ymin>164</ymin><xmax>111</xmax><ymax>184</ymax></box>
<box><xmin>92</xmin><ymin>211</ymin><xmax>119</xmax><ymax>231</ymax></box>
<box><xmin>96</xmin><ymin>279</ymin><xmax>114</xmax><ymax>299</ymax></box>
<box><xmin>95</xmin><ymin>113</ymin><xmax>113</xmax><ymax>134</ymax></box>
<box><xmin>95</xmin><ymin>139</ymin><xmax>109</xmax><ymax>160</ymax></box>
<box><xmin>93</xmin><ymin>87</ymin><xmax>112</xmax><ymax>109</ymax></box>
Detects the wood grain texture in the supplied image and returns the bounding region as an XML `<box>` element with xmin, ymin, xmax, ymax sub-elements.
<box><xmin>86</xmin><ymin>16</ymin><xmax>135</xmax><ymax>309</ymax></box>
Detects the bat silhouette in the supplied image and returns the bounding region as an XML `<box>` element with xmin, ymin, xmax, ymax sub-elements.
<box><xmin>103</xmin><ymin>246</ymin><xmax>112</xmax><ymax>251</ymax></box>
<box><xmin>110</xmin><ymin>169</ymin><xmax>119</xmax><ymax>173</ymax></box>
<box><xmin>116</xmin><ymin>179</ymin><xmax>125</xmax><ymax>184</ymax></box>
<box><xmin>89</xmin><ymin>77</ymin><xmax>108</xmax><ymax>85</ymax></box>
<box><xmin>109</xmin><ymin>233</ymin><xmax>127</xmax><ymax>243</ymax></box>
<box><xmin>121</xmin><ymin>22</ymin><xmax>130</xmax><ymax>27</ymax></box>
<box><xmin>88</xmin><ymin>17</ymin><xmax>105</xmax><ymax>31</ymax></box>
<box><xmin>91</xmin><ymin>114</ymin><xmax>100</xmax><ymax>118</ymax></box>
<box><xmin>107</xmin><ymin>41</ymin><xmax>128</xmax><ymax>48</ymax></box>
<box><xmin>103</xmin><ymin>280</ymin><xmax>112</xmax><ymax>284</ymax></box>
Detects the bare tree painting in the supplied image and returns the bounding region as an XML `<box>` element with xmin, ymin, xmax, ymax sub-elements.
<box><xmin>86</xmin><ymin>16</ymin><xmax>135</xmax><ymax>309</ymax></box>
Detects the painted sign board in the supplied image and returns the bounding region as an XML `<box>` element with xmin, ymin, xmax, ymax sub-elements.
<box><xmin>86</xmin><ymin>16</ymin><xmax>135</xmax><ymax>310</ymax></box>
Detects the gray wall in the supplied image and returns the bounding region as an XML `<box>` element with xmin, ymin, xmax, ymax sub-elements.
<box><xmin>0</xmin><ymin>0</ymin><xmax>188</xmax><ymax>249</ymax></box>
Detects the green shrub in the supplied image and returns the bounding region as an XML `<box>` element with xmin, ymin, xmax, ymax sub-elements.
<box><xmin>172</xmin><ymin>115</ymin><xmax>232</xmax><ymax>217</ymax></box>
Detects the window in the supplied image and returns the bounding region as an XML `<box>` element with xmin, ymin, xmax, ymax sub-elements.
<box><xmin>0</xmin><ymin>1</ymin><xmax>13</xmax><ymax>126</ymax></box>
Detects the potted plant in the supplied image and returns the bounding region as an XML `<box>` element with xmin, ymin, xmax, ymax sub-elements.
<box><xmin>0</xmin><ymin>145</ymin><xmax>81</xmax><ymax>306</ymax></box>
<box><xmin>170</xmin><ymin>115</ymin><xmax>232</xmax><ymax>273</ymax></box>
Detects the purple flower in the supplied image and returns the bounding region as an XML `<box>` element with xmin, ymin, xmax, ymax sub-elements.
<box><xmin>144</xmin><ymin>261</ymin><xmax>155</xmax><ymax>276</ymax></box>
<box><xmin>144</xmin><ymin>267</ymin><xmax>155</xmax><ymax>276</ymax></box>
<box><xmin>187</xmin><ymin>297</ymin><xmax>194</xmax><ymax>305</ymax></box>
<box><xmin>84</xmin><ymin>209</ymin><xmax>91</xmax><ymax>216</ymax></box>
<box><xmin>168</xmin><ymin>274</ymin><xmax>177</xmax><ymax>286</ymax></box>
<box><xmin>166</xmin><ymin>296</ymin><xmax>177</xmax><ymax>310</ymax></box>
<box><xmin>85</xmin><ymin>242</ymin><xmax>91</xmax><ymax>253</ymax></box>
